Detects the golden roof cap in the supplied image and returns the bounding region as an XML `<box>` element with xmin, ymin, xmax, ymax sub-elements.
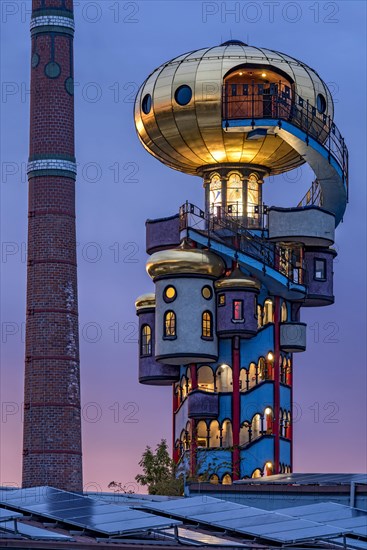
<box><xmin>135</xmin><ymin>293</ymin><xmax>156</xmax><ymax>312</ymax></box>
<box><xmin>215</xmin><ymin>267</ymin><xmax>261</xmax><ymax>291</ymax></box>
<box><xmin>146</xmin><ymin>242</ymin><xmax>225</xmax><ymax>280</ymax></box>
<box><xmin>135</xmin><ymin>41</ymin><xmax>333</xmax><ymax>176</ymax></box>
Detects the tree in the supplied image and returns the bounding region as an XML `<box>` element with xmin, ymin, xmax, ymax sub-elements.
<box><xmin>135</xmin><ymin>439</ymin><xmax>183</xmax><ymax>496</ymax></box>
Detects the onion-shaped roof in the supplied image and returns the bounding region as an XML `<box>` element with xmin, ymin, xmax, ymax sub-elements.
<box><xmin>146</xmin><ymin>242</ymin><xmax>225</xmax><ymax>280</ymax></box>
<box><xmin>215</xmin><ymin>267</ymin><xmax>261</xmax><ymax>291</ymax></box>
<box><xmin>135</xmin><ymin>41</ymin><xmax>333</xmax><ymax>176</ymax></box>
<box><xmin>135</xmin><ymin>293</ymin><xmax>155</xmax><ymax>312</ymax></box>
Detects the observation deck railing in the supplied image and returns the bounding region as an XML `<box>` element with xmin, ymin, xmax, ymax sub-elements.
<box><xmin>222</xmin><ymin>82</ymin><xmax>349</xmax><ymax>200</ymax></box>
<box><xmin>179</xmin><ymin>202</ymin><xmax>304</xmax><ymax>285</ymax></box>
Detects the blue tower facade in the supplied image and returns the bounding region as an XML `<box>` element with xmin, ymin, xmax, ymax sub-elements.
<box><xmin>134</xmin><ymin>41</ymin><xmax>348</xmax><ymax>483</ymax></box>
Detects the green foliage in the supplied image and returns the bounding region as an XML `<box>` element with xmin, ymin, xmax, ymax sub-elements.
<box><xmin>135</xmin><ymin>439</ymin><xmax>184</xmax><ymax>496</ymax></box>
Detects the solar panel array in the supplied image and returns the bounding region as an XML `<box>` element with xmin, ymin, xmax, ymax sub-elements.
<box><xmin>275</xmin><ymin>502</ymin><xmax>367</xmax><ymax>538</ymax></box>
<box><xmin>234</xmin><ymin>473</ymin><xmax>367</xmax><ymax>485</ymax></box>
<box><xmin>142</xmin><ymin>495</ymin><xmax>349</xmax><ymax>543</ymax></box>
<box><xmin>0</xmin><ymin>487</ymin><xmax>180</xmax><ymax>536</ymax></box>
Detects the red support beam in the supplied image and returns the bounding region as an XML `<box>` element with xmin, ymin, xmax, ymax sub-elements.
<box><xmin>232</xmin><ymin>336</ymin><xmax>240</xmax><ymax>480</ymax></box>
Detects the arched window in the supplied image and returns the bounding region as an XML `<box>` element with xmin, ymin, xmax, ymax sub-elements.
<box><xmin>247</xmin><ymin>174</ymin><xmax>259</xmax><ymax>219</ymax></box>
<box><xmin>240</xmin><ymin>421</ymin><xmax>251</xmax><ymax>446</ymax></box>
<box><xmin>264</xmin><ymin>461</ymin><xmax>273</xmax><ymax>476</ymax></box>
<box><xmin>252</xmin><ymin>414</ymin><xmax>261</xmax><ymax>440</ymax></box>
<box><xmin>209</xmin><ymin>474</ymin><xmax>219</xmax><ymax>484</ymax></box>
<box><xmin>281</xmin><ymin>301</ymin><xmax>288</xmax><ymax>322</ymax></box>
<box><xmin>140</xmin><ymin>324</ymin><xmax>152</xmax><ymax>356</ymax></box>
<box><xmin>239</xmin><ymin>368</ymin><xmax>247</xmax><ymax>391</ymax></box>
<box><xmin>222</xmin><ymin>420</ymin><xmax>233</xmax><ymax>447</ymax></box>
<box><xmin>248</xmin><ymin>362</ymin><xmax>257</xmax><ymax>389</ymax></box>
<box><xmin>263</xmin><ymin>298</ymin><xmax>274</xmax><ymax>324</ymax></box>
<box><xmin>209</xmin><ymin>173</ymin><xmax>222</xmax><ymax>214</ymax></box>
<box><xmin>252</xmin><ymin>468</ymin><xmax>262</xmax><ymax>479</ymax></box>
<box><xmin>164</xmin><ymin>310</ymin><xmax>176</xmax><ymax>338</ymax></box>
<box><xmin>196</xmin><ymin>420</ymin><xmax>208</xmax><ymax>448</ymax></box>
<box><xmin>258</xmin><ymin>357</ymin><xmax>268</xmax><ymax>382</ymax></box>
<box><xmin>186</xmin><ymin>367</ymin><xmax>192</xmax><ymax>394</ymax></box>
<box><xmin>181</xmin><ymin>376</ymin><xmax>188</xmax><ymax>399</ymax></box>
<box><xmin>257</xmin><ymin>304</ymin><xmax>263</xmax><ymax>328</ymax></box>
<box><xmin>216</xmin><ymin>364</ymin><xmax>233</xmax><ymax>392</ymax></box>
<box><xmin>202</xmin><ymin>311</ymin><xmax>213</xmax><ymax>339</ymax></box>
<box><xmin>227</xmin><ymin>172</ymin><xmax>243</xmax><ymax>216</ymax></box>
<box><xmin>209</xmin><ymin>420</ymin><xmax>221</xmax><ymax>448</ymax></box>
<box><xmin>264</xmin><ymin>407</ymin><xmax>273</xmax><ymax>434</ymax></box>
<box><xmin>287</xmin><ymin>358</ymin><xmax>292</xmax><ymax>385</ymax></box>
<box><xmin>198</xmin><ymin>365</ymin><xmax>215</xmax><ymax>392</ymax></box>
<box><xmin>222</xmin><ymin>473</ymin><xmax>232</xmax><ymax>485</ymax></box>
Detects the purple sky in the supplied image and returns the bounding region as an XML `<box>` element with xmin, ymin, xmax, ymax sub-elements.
<box><xmin>1</xmin><ymin>0</ymin><xmax>366</xmax><ymax>492</ymax></box>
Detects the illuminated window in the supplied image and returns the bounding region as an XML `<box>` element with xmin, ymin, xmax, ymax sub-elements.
<box><xmin>227</xmin><ymin>173</ymin><xmax>243</xmax><ymax>216</ymax></box>
<box><xmin>252</xmin><ymin>468</ymin><xmax>262</xmax><ymax>478</ymax></box>
<box><xmin>258</xmin><ymin>357</ymin><xmax>269</xmax><ymax>381</ymax></box>
<box><xmin>257</xmin><ymin>304</ymin><xmax>263</xmax><ymax>328</ymax></box>
<box><xmin>233</xmin><ymin>300</ymin><xmax>244</xmax><ymax>321</ymax></box>
<box><xmin>218</xmin><ymin>293</ymin><xmax>226</xmax><ymax>306</ymax></box>
<box><xmin>196</xmin><ymin>420</ymin><xmax>208</xmax><ymax>448</ymax></box>
<box><xmin>202</xmin><ymin>285</ymin><xmax>213</xmax><ymax>300</ymax></box>
<box><xmin>164</xmin><ymin>285</ymin><xmax>177</xmax><ymax>302</ymax></box>
<box><xmin>209</xmin><ymin>174</ymin><xmax>222</xmax><ymax>212</ymax></box>
<box><xmin>222</xmin><ymin>473</ymin><xmax>232</xmax><ymax>485</ymax></box>
<box><xmin>140</xmin><ymin>324</ymin><xmax>152</xmax><ymax>356</ymax></box>
<box><xmin>263</xmin><ymin>298</ymin><xmax>274</xmax><ymax>324</ymax></box>
<box><xmin>247</xmin><ymin>174</ymin><xmax>259</xmax><ymax>217</ymax></box>
<box><xmin>209</xmin><ymin>474</ymin><xmax>219</xmax><ymax>484</ymax></box>
<box><xmin>202</xmin><ymin>311</ymin><xmax>213</xmax><ymax>339</ymax></box>
<box><xmin>198</xmin><ymin>365</ymin><xmax>215</xmax><ymax>392</ymax></box>
<box><xmin>314</xmin><ymin>258</ymin><xmax>326</xmax><ymax>280</ymax></box>
<box><xmin>164</xmin><ymin>311</ymin><xmax>176</xmax><ymax>338</ymax></box>
<box><xmin>281</xmin><ymin>301</ymin><xmax>288</xmax><ymax>322</ymax></box>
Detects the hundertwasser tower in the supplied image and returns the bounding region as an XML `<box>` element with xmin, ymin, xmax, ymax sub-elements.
<box><xmin>22</xmin><ymin>0</ymin><xmax>82</xmax><ymax>492</ymax></box>
<box><xmin>134</xmin><ymin>41</ymin><xmax>348</xmax><ymax>482</ymax></box>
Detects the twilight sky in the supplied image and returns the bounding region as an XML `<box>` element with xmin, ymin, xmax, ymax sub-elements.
<box><xmin>1</xmin><ymin>0</ymin><xmax>366</xmax><ymax>492</ymax></box>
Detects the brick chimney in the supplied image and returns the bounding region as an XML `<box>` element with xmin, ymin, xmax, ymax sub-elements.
<box><xmin>22</xmin><ymin>0</ymin><xmax>83</xmax><ymax>492</ymax></box>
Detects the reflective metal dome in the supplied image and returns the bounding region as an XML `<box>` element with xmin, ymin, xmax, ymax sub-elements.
<box><xmin>134</xmin><ymin>42</ymin><xmax>333</xmax><ymax>176</ymax></box>
<box><xmin>146</xmin><ymin>243</ymin><xmax>225</xmax><ymax>280</ymax></box>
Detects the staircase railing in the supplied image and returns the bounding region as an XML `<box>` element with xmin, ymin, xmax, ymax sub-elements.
<box><xmin>222</xmin><ymin>82</ymin><xmax>349</xmax><ymax>195</ymax></box>
<box><xmin>179</xmin><ymin>202</ymin><xmax>304</xmax><ymax>285</ymax></box>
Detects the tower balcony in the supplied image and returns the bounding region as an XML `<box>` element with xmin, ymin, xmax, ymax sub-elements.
<box><xmin>187</xmin><ymin>389</ymin><xmax>219</xmax><ymax>419</ymax></box>
<box><xmin>139</xmin><ymin>360</ymin><xmax>180</xmax><ymax>386</ymax></box>
<box><xmin>280</xmin><ymin>322</ymin><xmax>306</xmax><ymax>353</ymax></box>
<box><xmin>267</xmin><ymin>206</ymin><xmax>335</xmax><ymax>247</ymax></box>
<box><xmin>146</xmin><ymin>214</ymin><xmax>180</xmax><ymax>255</ymax></box>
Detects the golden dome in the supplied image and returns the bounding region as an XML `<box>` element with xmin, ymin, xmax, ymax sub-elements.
<box><xmin>135</xmin><ymin>293</ymin><xmax>156</xmax><ymax>312</ymax></box>
<box><xmin>146</xmin><ymin>243</ymin><xmax>225</xmax><ymax>280</ymax></box>
<box><xmin>134</xmin><ymin>41</ymin><xmax>333</xmax><ymax>176</ymax></box>
<box><xmin>215</xmin><ymin>267</ymin><xmax>261</xmax><ymax>291</ymax></box>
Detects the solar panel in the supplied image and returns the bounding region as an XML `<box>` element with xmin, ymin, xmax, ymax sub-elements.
<box><xmin>333</xmin><ymin>537</ymin><xmax>367</xmax><ymax>550</ymax></box>
<box><xmin>0</xmin><ymin>521</ymin><xmax>72</xmax><ymax>541</ymax></box>
<box><xmin>142</xmin><ymin>495</ymin><xmax>349</xmax><ymax>544</ymax></box>
<box><xmin>0</xmin><ymin>508</ymin><xmax>23</xmax><ymax>521</ymax></box>
<box><xmin>275</xmin><ymin>502</ymin><xmax>367</xmax><ymax>538</ymax></box>
<box><xmin>0</xmin><ymin>487</ymin><xmax>181</xmax><ymax>536</ymax></box>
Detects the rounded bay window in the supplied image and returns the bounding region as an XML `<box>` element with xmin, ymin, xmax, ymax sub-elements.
<box><xmin>135</xmin><ymin>293</ymin><xmax>179</xmax><ymax>385</ymax></box>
